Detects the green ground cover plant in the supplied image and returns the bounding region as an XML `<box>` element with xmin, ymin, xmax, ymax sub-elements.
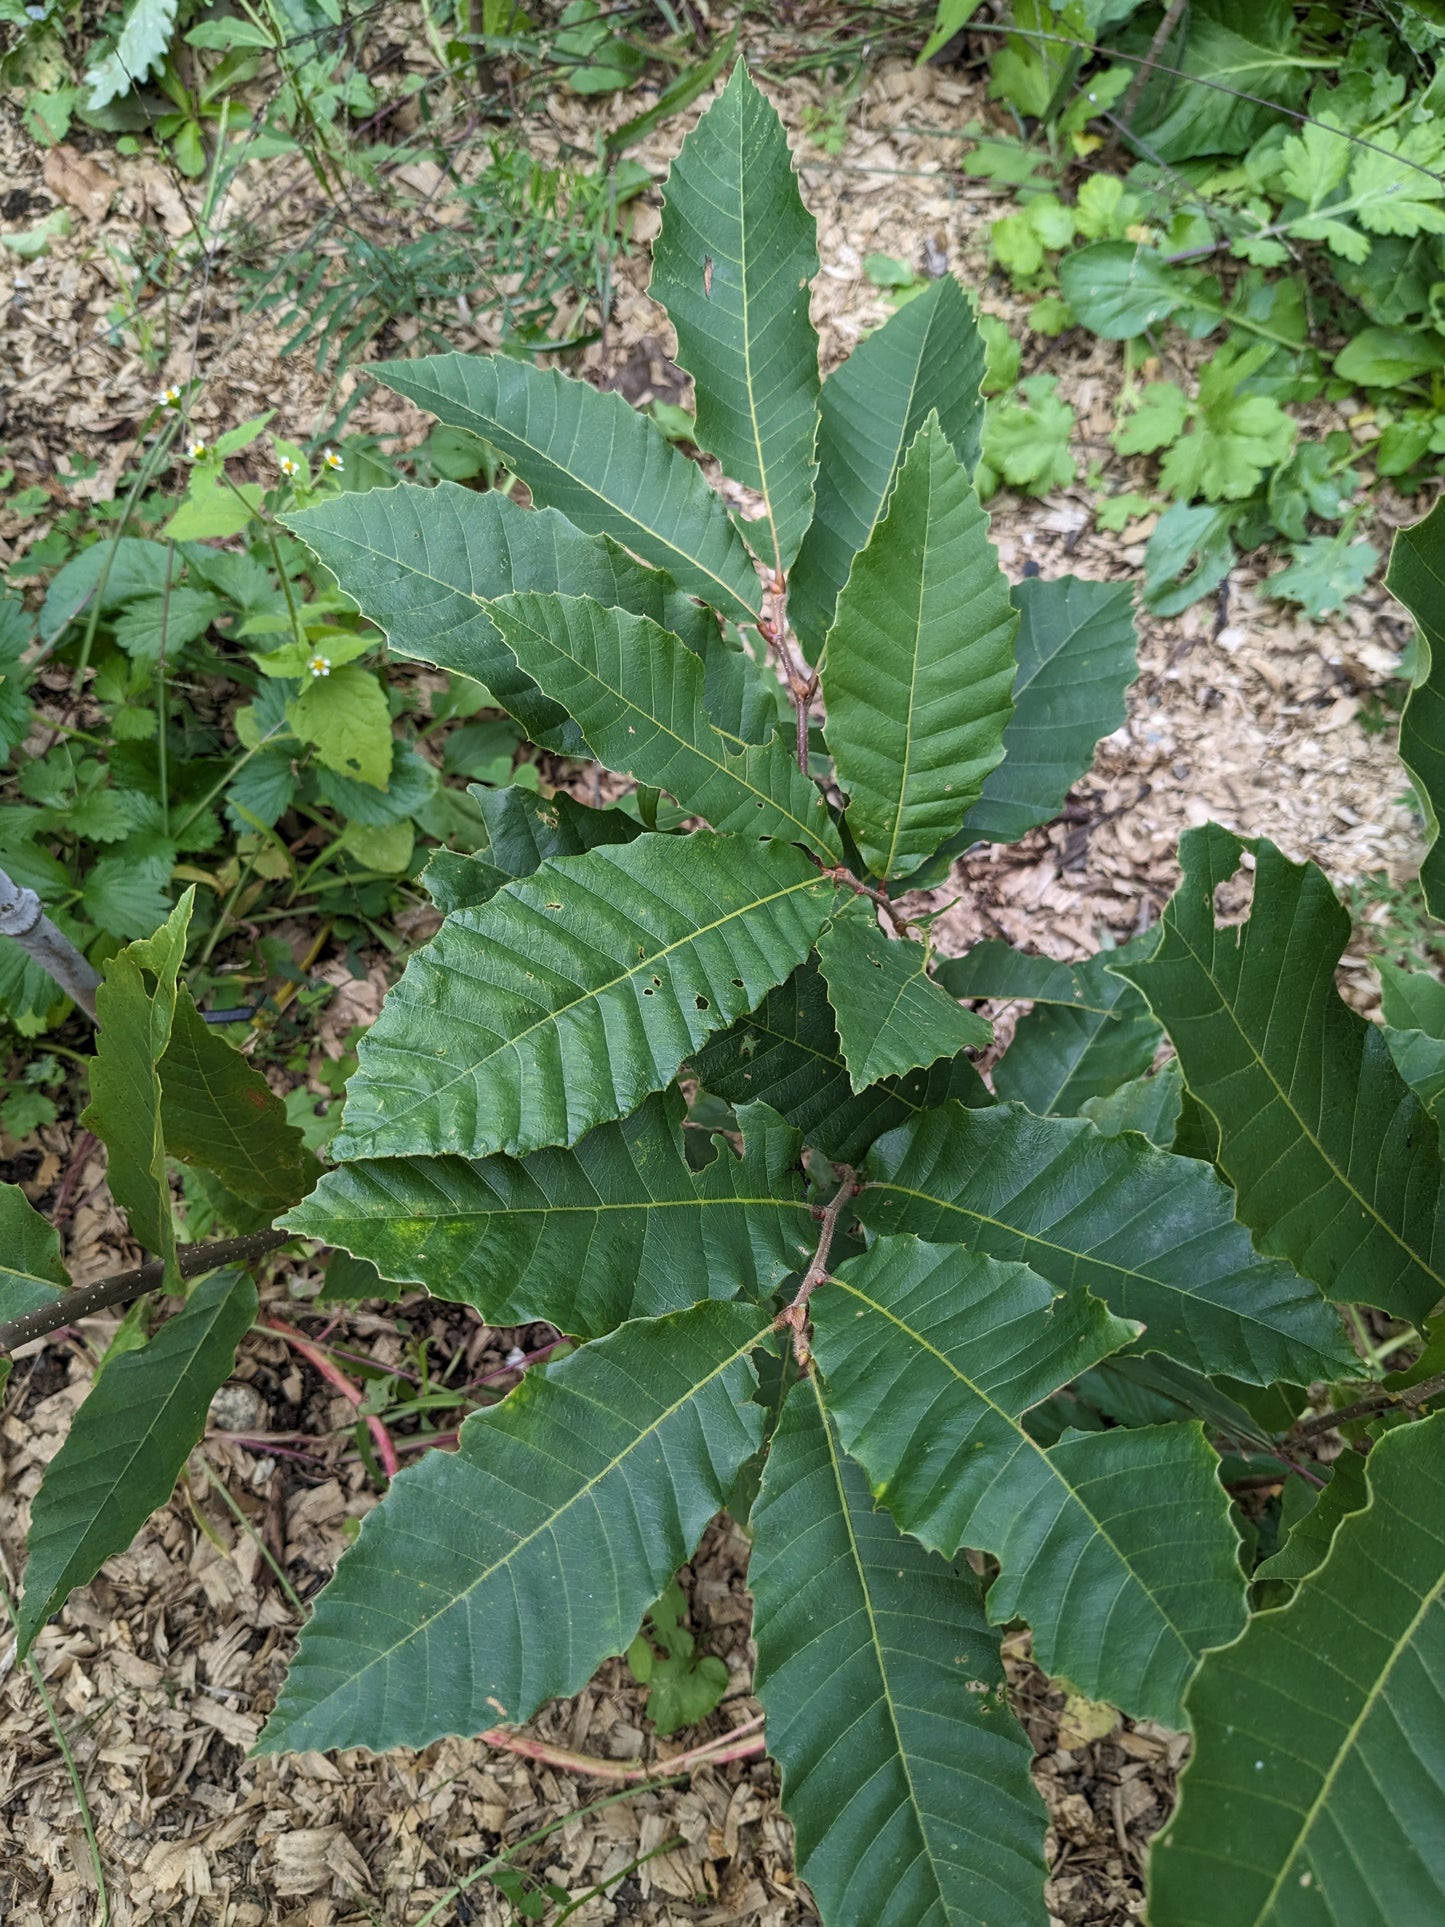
<box><xmin>4</xmin><ymin>52</ymin><xmax>1445</xmax><ymax>1927</ymax></box>
<box><xmin>0</xmin><ymin>416</ymin><xmax>547</xmax><ymax>1041</ymax></box>
<box><xmin>926</xmin><ymin>0</ymin><xmax>1445</xmax><ymax>616</ymax></box>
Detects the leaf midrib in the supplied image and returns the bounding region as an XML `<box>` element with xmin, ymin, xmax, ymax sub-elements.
<box><xmin>829</xmin><ymin>1278</ymin><xmax>1193</xmax><ymax>1669</ymax></box>
<box><xmin>491</xmin><ymin>597</ymin><xmax>835</xmax><ymax>858</ymax></box>
<box><xmin>1169</xmin><ymin>917</ymin><xmax>1444</xmax><ymax>1292</ymax></box>
<box><xmin>348</xmin><ymin>866</ymin><xmax>832</xmax><ymax>1145</ymax></box>
<box><xmin>397</xmin><ymin>366</ymin><xmax>761</xmax><ymax>621</ymax></box>
<box><xmin>862</xmin><ymin>1175</ymin><xmax>1332</xmax><ymax>1360</ymax></box>
<box><xmin>879</xmin><ymin>456</ymin><xmax>933</xmax><ymax>882</ymax></box>
<box><xmin>809</xmin><ymin>1374</ymin><xmax>955</xmax><ymax>1910</ymax></box>
<box><xmin>1252</xmin><ymin>1498</ymin><xmax>1445</xmax><ymax>1923</ymax></box>
<box><xmin>277</xmin><ymin>1323</ymin><xmax>769</xmax><ymax>1737</ymax></box>
<box><xmin>23</xmin><ymin>1283</ymin><xmax>242</xmax><ymax>1635</ymax></box>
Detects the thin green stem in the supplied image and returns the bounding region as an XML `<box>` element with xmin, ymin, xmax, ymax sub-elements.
<box><xmin>0</xmin><ymin>1569</ymin><xmax>111</xmax><ymax>1925</ymax></box>
<box><xmin>196</xmin><ymin>1456</ymin><xmax>306</xmax><ymax>1616</ymax></box>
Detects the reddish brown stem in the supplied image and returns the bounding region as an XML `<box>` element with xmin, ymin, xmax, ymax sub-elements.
<box><xmin>775</xmin><ymin>1169</ymin><xmax>860</xmax><ymax>1370</ymax></box>
<box><xmin>264</xmin><ymin>1315</ymin><xmax>401</xmax><ymax>1480</ymax></box>
<box><xmin>827</xmin><ymin>866</ymin><xmax>912</xmax><ymax>937</ymax></box>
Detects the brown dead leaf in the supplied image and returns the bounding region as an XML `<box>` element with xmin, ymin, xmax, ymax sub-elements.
<box><xmin>42</xmin><ymin>145</ymin><xmax>116</xmax><ymax>221</ymax></box>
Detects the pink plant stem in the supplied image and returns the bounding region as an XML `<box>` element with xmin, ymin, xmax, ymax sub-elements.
<box><xmin>477</xmin><ymin>1712</ymin><xmax>767</xmax><ymax>1783</ymax></box>
<box><xmin>264</xmin><ymin>1315</ymin><xmax>401</xmax><ymax>1480</ymax></box>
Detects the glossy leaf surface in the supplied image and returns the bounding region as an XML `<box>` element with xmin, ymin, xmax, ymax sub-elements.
<box><xmin>1118</xmin><ymin>825</ymin><xmax>1445</xmax><ymax>1321</ymax></box>
<box><xmin>752</xmin><ymin>1374</ymin><xmax>1049</xmax><ymax>1925</ymax></box>
<box><xmin>860</xmin><ymin>1103</ymin><xmax>1358</xmax><ymax>1386</ymax></box>
<box><xmin>334</xmin><ymin>833</ymin><xmax>837</xmax><ymax>1162</ymax></box>
<box><xmin>821</xmin><ymin>413</ymin><xmax>1016</xmax><ymax>879</ymax></box>
<box><xmin>485</xmin><ymin>592</ymin><xmax>840</xmax><ymax>860</ymax></box>
<box><xmin>1151</xmin><ymin>1412</ymin><xmax>1445</xmax><ymax>1926</ymax></box>
<box><xmin>258</xmin><ymin>1303</ymin><xmax>769</xmax><ymax>1755</ymax></box>
<box><xmin>788</xmin><ymin>278</ymin><xmax>987</xmax><ymax>658</ymax></box>
<box><xmin>16</xmin><ymin>1270</ymin><xmax>256</xmax><ymax>1657</ymax></box>
<box><xmin>285</xmin><ymin>1094</ymin><xmax>814</xmax><ymax>1339</ymax></box>
<box><xmin>815</xmin><ymin>907</ymin><xmax>991</xmax><ymax>1092</ymax></box>
<box><xmin>651</xmin><ymin>63</ymin><xmax>819</xmax><ymax>571</ymax></box>
<box><xmin>815</xmin><ymin>1237</ymin><xmax>1246</xmax><ymax>1724</ymax></box>
<box><xmin>377</xmin><ymin>357</ymin><xmax>764</xmax><ymax>622</ymax></box>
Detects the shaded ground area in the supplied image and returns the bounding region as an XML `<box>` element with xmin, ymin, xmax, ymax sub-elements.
<box><xmin>0</xmin><ymin>30</ymin><xmax>1424</xmax><ymax>1927</ymax></box>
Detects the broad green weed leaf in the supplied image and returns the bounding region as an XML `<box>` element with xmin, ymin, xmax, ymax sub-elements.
<box><xmin>1350</xmin><ymin>121</ymin><xmax>1445</xmax><ymax>240</ymax></box>
<box><xmin>484</xmin><ymin>592</ymin><xmax>841</xmax><ymax>860</ymax></box>
<box><xmin>286</xmin><ymin>663</ymin><xmax>391</xmax><ymax>789</ymax></box>
<box><xmin>860</xmin><ymin>1103</ymin><xmax>1359</xmax><ymax>1386</ymax></box>
<box><xmin>258</xmin><ymin>1302</ymin><xmax>770</xmax><ymax>1755</ymax></box>
<box><xmin>0</xmin><ymin>1181</ymin><xmax>71</xmax><ymax>1326</ymax></box>
<box><xmin>85</xmin><ymin>0</ymin><xmax>178</xmax><ymax>108</ymax></box>
<box><xmin>1129</xmin><ymin>0</ymin><xmax>1312</xmax><ymax>163</ymax></box>
<box><xmin>752</xmin><ymin>1373</ymin><xmax>1049</xmax><ymax>1925</ymax></box>
<box><xmin>1264</xmin><ymin>532</ymin><xmax>1379</xmax><ymax>619</ymax></box>
<box><xmin>15</xmin><ymin>1269</ymin><xmax>256</xmax><ymax>1657</ymax></box>
<box><xmin>1117</xmin><ymin>825</ymin><xmax>1445</xmax><ymax>1321</ymax></box>
<box><xmin>1058</xmin><ymin>243</ymin><xmax>1189</xmax><ymax>338</ymax></box>
<box><xmin>112</xmin><ymin>587</ymin><xmax>224</xmax><ymax>662</ymax></box>
<box><xmin>953</xmin><ymin>576</ymin><xmax>1138</xmax><ymax>850</ymax></box>
<box><xmin>821</xmin><ymin>413</ymin><xmax>1016</xmax><ymax>879</ymax></box>
<box><xmin>1150</xmin><ymin>1412</ymin><xmax>1445</xmax><ymax>1925</ymax></box>
<box><xmin>1158</xmin><ymin>349</ymin><xmax>1296</xmax><ymax>504</ymax></box>
<box><xmin>284</xmin><ymin>1092</ymin><xmax>815</xmax><ymax>1338</ymax></box>
<box><xmin>81</xmin><ymin>839</ymin><xmax>178</xmax><ymax>940</ymax></box>
<box><xmin>81</xmin><ymin>891</ymin><xmax>193</xmax><ymax>1279</ymax></box>
<box><xmin>1385</xmin><ymin>499</ymin><xmax>1445</xmax><ymax>917</ymax></box>
<box><xmin>815</xmin><ymin>1237</ymin><xmax>1245</xmax><ymax>1724</ymax></box>
<box><xmin>789</xmin><ymin>277</ymin><xmax>987</xmax><ymax>658</ymax></box>
<box><xmin>1114</xmin><ymin>381</ymin><xmax>1189</xmax><ymax>457</ymax></box>
<box><xmin>815</xmin><ymin>907</ymin><xmax>990</xmax><ymax>1092</ymax></box>
<box><xmin>375</xmin><ymin>356</ymin><xmax>764</xmax><ymax>623</ymax></box>
<box><xmin>333</xmin><ymin>833</ymin><xmax>838</xmax><ymax>1161</ymax></box>
<box><xmin>651</xmin><ymin>64</ymin><xmax>819</xmax><ymax>572</ymax></box>
<box><xmin>982</xmin><ymin>375</ymin><xmax>1076</xmax><ymax>496</ymax></box>
<box><xmin>691</xmin><ymin>958</ymin><xmax>992</xmax><ymax>1164</ymax></box>
<box><xmin>160</xmin><ymin>991</ymin><xmax>321</xmax><ymax>1227</ymax></box>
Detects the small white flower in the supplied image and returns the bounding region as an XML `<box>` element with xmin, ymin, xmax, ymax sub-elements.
<box><xmin>321</xmin><ymin>446</ymin><xmax>344</xmax><ymax>472</ymax></box>
<box><xmin>159</xmin><ymin>384</ymin><xmax>182</xmax><ymax>408</ymax></box>
<box><xmin>186</xmin><ymin>437</ymin><xmax>209</xmax><ymax>460</ymax></box>
<box><xmin>307</xmin><ymin>654</ymin><xmax>332</xmax><ymax>678</ymax></box>
<box><xmin>278</xmin><ymin>454</ymin><xmax>299</xmax><ymax>477</ymax></box>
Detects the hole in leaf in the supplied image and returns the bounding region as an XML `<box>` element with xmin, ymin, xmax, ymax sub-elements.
<box><xmin>695</xmin><ymin>996</ymin><xmax>709</xmax><ymax>1011</ymax></box>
